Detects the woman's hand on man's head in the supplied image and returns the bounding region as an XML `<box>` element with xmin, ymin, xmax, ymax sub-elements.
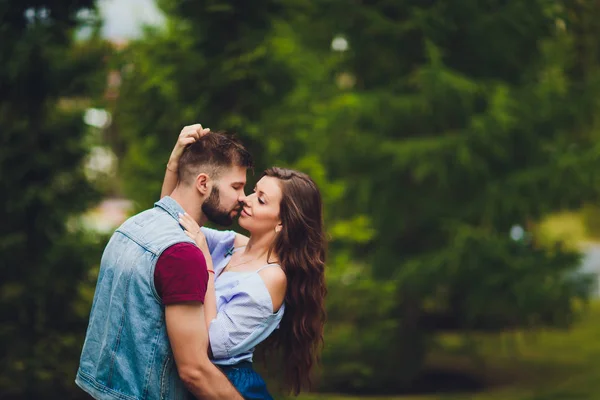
<box><xmin>168</xmin><ymin>124</ymin><xmax>210</xmax><ymax>168</ymax></box>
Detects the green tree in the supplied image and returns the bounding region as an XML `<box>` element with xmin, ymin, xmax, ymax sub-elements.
<box><xmin>113</xmin><ymin>0</ymin><xmax>600</xmax><ymax>395</ymax></box>
<box><xmin>0</xmin><ymin>2</ymin><xmax>108</xmax><ymax>397</ymax></box>
<box><xmin>112</xmin><ymin>2</ymin><xmax>373</xmax><ymax>395</ymax></box>
<box><xmin>113</xmin><ymin>0</ymin><xmax>300</xmax><ymax>208</ymax></box>
<box><xmin>282</xmin><ymin>0</ymin><xmax>600</xmax><ymax>391</ymax></box>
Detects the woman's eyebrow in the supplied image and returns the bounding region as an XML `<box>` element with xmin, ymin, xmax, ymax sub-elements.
<box><xmin>256</xmin><ymin>188</ymin><xmax>270</xmax><ymax>201</ymax></box>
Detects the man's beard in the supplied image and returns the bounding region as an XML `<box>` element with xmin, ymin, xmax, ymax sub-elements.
<box><xmin>202</xmin><ymin>186</ymin><xmax>240</xmax><ymax>226</ymax></box>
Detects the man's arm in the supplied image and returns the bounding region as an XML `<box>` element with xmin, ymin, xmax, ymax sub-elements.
<box><xmin>166</xmin><ymin>303</ymin><xmax>242</xmax><ymax>400</ymax></box>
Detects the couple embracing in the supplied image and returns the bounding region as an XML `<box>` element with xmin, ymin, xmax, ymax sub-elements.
<box><xmin>75</xmin><ymin>125</ymin><xmax>327</xmax><ymax>399</ymax></box>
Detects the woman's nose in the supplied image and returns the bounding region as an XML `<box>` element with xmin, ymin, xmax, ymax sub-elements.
<box><xmin>243</xmin><ymin>192</ymin><xmax>257</xmax><ymax>206</ymax></box>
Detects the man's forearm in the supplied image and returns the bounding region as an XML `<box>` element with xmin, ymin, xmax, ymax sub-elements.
<box><xmin>167</xmin><ymin>301</ymin><xmax>239</xmax><ymax>400</ymax></box>
<box><xmin>183</xmin><ymin>363</ymin><xmax>242</xmax><ymax>400</ymax></box>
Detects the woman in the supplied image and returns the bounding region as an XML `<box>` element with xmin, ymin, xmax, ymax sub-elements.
<box><xmin>162</xmin><ymin>127</ymin><xmax>327</xmax><ymax>398</ymax></box>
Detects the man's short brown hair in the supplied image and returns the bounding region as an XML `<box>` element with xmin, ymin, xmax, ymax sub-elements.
<box><xmin>177</xmin><ymin>131</ymin><xmax>253</xmax><ymax>185</ymax></box>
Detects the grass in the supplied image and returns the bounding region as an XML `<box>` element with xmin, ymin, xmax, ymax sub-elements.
<box><xmin>294</xmin><ymin>302</ymin><xmax>600</xmax><ymax>400</ymax></box>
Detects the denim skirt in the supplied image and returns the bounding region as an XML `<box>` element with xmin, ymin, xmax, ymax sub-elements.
<box><xmin>219</xmin><ymin>361</ymin><xmax>274</xmax><ymax>400</ymax></box>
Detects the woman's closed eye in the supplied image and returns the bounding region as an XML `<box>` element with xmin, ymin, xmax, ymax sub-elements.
<box><xmin>253</xmin><ymin>188</ymin><xmax>266</xmax><ymax>204</ymax></box>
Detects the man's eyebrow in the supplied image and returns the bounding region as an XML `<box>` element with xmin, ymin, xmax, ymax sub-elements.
<box><xmin>232</xmin><ymin>181</ymin><xmax>246</xmax><ymax>186</ymax></box>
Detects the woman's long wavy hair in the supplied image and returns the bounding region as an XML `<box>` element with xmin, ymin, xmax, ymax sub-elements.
<box><xmin>261</xmin><ymin>167</ymin><xmax>327</xmax><ymax>395</ymax></box>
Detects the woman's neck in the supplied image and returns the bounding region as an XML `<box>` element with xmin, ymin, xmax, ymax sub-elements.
<box><xmin>243</xmin><ymin>230</ymin><xmax>278</xmax><ymax>263</ymax></box>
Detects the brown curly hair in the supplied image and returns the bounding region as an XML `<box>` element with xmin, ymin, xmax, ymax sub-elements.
<box><xmin>261</xmin><ymin>167</ymin><xmax>327</xmax><ymax>395</ymax></box>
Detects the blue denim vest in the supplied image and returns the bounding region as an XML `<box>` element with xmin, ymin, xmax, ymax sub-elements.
<box><xmin>76</xmin><ymin>197</ymin><xmax>196</xmax><ymax>400</ymax></box>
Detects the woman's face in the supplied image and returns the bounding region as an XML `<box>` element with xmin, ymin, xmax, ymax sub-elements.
<box><xmin>238</xmin><ymin>176</ymin><xmax>283</xmax><ymax>234</ymax></box>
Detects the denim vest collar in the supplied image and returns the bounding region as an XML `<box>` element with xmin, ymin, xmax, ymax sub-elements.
<box><xmin>155</xmin><ymin>196</ymin><xmax>186</xmax><ymax>222</ymax></box>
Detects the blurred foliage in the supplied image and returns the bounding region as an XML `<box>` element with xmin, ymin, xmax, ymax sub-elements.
<box><xmin>0</xmin><ymin>1</ymin><xmax>110</xmax><ymax>398</ymax></box>
<box><xmin>581</xmin><ymin>204</ymin><xmax>600</xmax><ymax>239</ymax></box>
<box><xmin>292</xmin><ymin>302</ymin><xmax>600</xmax><ymax>399</ymax></box>
<box><xmin>4</xmin><ymin>0</ymin><xmax>600</xmax><ymax>398</ymax></box>
<box><xmin>113</xmin><ymin>0</ymin><xmax>600</xmax><ymax>394</ymax></box>
<box><xmin>537</xmin><ymin>211</ymin><xmax>589</xmax><ymax>248</ymax></box>
<box><xmin>111</xmin><ymin>0</ymin><xmax>296</xmax><ymax>205</ymax></box>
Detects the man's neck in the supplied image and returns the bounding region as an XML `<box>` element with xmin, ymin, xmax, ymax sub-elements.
<box><xmin>169</xmin><ymin>187</ymin><xmax>207</xmax><ymax>226</ymax></box>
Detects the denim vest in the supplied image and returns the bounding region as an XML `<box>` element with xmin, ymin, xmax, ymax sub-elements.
<box><xmin>76</xmin><ymin>197</ymin><xmax>196</xmax><ymax>400</ymax></box>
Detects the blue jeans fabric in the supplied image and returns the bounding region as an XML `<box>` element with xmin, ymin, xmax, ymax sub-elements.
<box><xmin>219</xmin><ymin>362</ymin><xmax>274</xmax><ymax>400</ymax></box>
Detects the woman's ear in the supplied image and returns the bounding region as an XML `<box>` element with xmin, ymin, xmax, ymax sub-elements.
<box><xmin>275</xmin><ymin>222</ymin><xmax>283</xmax><ymax>233</ymax></box>
<box><xmin>195</xmin><ymin>173</ymin><xmax>212</xmax><ymax>196</ymax></box>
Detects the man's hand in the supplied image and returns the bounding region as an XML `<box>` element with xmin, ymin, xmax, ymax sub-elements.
<box><xmin>168</xmin><ymin>124</ymin><xmax>211</xmax><ymax>169</ymax></box>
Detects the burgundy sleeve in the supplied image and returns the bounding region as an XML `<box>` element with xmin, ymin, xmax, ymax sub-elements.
<box><xmin>154</xmin><ymin>242</ymin><xmax>209</xmax><ymax>305</ymax></box>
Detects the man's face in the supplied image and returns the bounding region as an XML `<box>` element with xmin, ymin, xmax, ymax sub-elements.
<box><xmin>202</xmin><ymin>165</ymin><xmax>247</xmax><ymax>226</ymax></box>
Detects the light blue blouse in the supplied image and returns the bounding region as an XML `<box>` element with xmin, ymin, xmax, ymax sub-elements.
<box><xmin>201</xmin><ymin>227</ymin><xmax>285</xmax><ymax>366</ymax></box>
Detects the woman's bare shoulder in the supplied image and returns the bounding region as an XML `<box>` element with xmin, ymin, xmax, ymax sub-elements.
<box><xmin>258</xmin><ymin>265</ymin><xmax>287</xmax><ymax>312</ymax></box>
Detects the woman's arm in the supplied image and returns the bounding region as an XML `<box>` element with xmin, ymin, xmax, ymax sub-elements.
<box><xmin>203</xmin><ymin>273</ymin><xmax>217</xmax><ymax>332</ymax></box>
<box><xmin>160</xmin><ymin>162</ymin><xmax>180</xmax><ymax>199</ymax></box>
<box><xmin>160</xmin><ymin>124</ymin><xmax>210</xmax><ymax>198</ymax></box>
<box><xmin>201</xmin><ymin>254</ymin><xmax>217</xmax><ymax>329</ymax></box>
<box><xmin>178</xmin><ymin>216</ymin><xmax>285</xmax><ymax>361</ymax></box>
<box><xmin>179</xmin><ymin>213</ymin><xmax>218</xmax><ymax>328</ymax></box>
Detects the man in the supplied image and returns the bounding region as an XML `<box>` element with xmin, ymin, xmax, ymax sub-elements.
<box><xmin>76</xmin><ymin>126</ymin><xmax>250</xmax><ymax>399</ymax></box>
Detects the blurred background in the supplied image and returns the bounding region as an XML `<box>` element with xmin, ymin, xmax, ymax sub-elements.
<box><xmin>4</xmin><ymin>0</ymin><xmax>600</xmax><ymax>399</ymax></box>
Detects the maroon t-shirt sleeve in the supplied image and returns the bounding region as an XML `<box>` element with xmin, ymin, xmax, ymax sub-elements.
<box><xmin>154</xmin><ymin>242</ymin><xmax>209</xmax><ymax>305</ymax></box>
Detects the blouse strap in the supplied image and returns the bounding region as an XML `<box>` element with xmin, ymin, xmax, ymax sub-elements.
<box><xmin>255</xmin><ymin>263</ymin><xmax>281</xmax><ymax>274</ymax></box>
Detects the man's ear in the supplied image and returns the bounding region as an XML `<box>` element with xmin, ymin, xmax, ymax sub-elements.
<box><xmin>195</xmin><ymin>173</ymin><xmax>212</xmax><ymax>196</ymax></box>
